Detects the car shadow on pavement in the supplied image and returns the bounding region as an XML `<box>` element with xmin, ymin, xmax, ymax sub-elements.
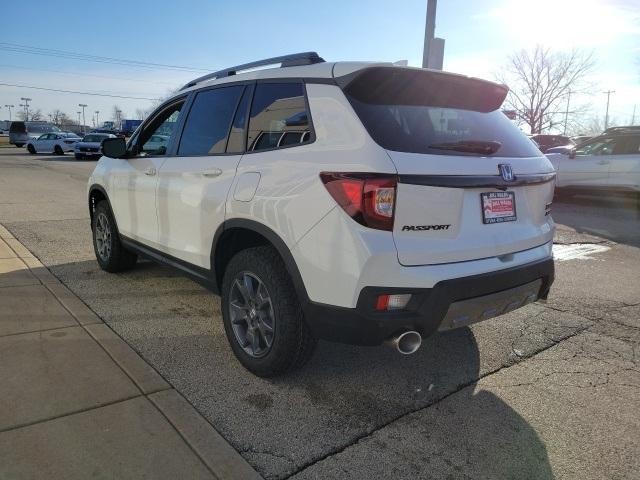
<box><xmin>34</xmin><ymin>256</ymin><xmax>557</xmax><ymax>479</ymax></box>
<box><xmin>552</xmin><ymin>192</ymin><xmax>640</xmax><ymax>247</ymax></box>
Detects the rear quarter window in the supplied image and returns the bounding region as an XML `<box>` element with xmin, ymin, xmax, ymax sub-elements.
<box><xmin>247</xmin><ymin>82</ymin><xmax>312</xmax><ymax>152</ymax></box>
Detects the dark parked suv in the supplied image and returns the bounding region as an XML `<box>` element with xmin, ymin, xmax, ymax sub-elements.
<box><xmin>531</xmin><ymin>134</ymin><xmax>574</xmax><ymax>153</ymax></box>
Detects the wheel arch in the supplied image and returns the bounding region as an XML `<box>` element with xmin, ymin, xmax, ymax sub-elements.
<box><xmin>211</xmin><ymin>219</ymin><xmax>309</xmax><ymax>303</ymax></box>
<box><xmin>88</xmin><ymin>184</ymin><xmax>117</xmax><ymax>231</ymax></box>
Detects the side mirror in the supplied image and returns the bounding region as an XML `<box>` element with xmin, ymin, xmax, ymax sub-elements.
<box><xmin>568</xmin><ymin>149</ymin><xmax>576</xmax><ymax>159</ymax></box>
<box><xmin>101</xmin><ymin>137</ymin><xmax>127</xmax><ymax>158</ymax></box>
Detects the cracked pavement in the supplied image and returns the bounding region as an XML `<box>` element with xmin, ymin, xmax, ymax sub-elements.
<box><xmin>1</xmin><ymin>148</ymin><xmax>638</xmax><ymax>479</ymax></box>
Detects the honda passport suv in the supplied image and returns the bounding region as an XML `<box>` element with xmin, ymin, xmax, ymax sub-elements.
<box><xmin>88</xmin><ymin>52</ymin><xmax>555</xmax><ymax>377</ymax></box>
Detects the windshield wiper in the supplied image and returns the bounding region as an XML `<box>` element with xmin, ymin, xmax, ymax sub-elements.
<box><xmin>427</xmin><ymin>140</ymin><xmax>502</xmax><ymax>155</ymax></box>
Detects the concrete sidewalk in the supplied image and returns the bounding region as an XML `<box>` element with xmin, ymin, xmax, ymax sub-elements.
<box><xmin>0</xmin><ymin>224</ymin><xmax>261</xmax><ymax>480</ymax></box>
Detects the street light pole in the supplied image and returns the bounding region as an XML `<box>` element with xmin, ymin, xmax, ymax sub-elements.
<box><xmin>422</xmin><ymin>0</ymin><xmax>445</xmax><ymax>70</ymax></box>
<box><xmin>78</xmin><ymin>104</ymin><xmax>88</xmax><ymax>134</ymax></box>
<box><xmin>4</xmin><ymin>105</ymin><xmax>14</xmax><ymax>121</ymax></box>
<box><xmin>603</xmin><ymin>90</ymin><xmax>615</xmax><ymax>130</ymax></box>
<box><xmin>77</xmin><ymin>111</ymin><xmax>82</xmax><ymax>131</ymax></box>
<box><xmin>563</xmin><ymin>90</ymin><xmax>572</xmax><ymax>135</ymax></box>
<box><xmin>95</xmin><ymin>110</ymin><xmax>99</xmax><ymax>128</ymax></box>
<box><xmin>20</xmin><ymin>97</ymin><xmax>32</xmax><ymax>121</ymax></box>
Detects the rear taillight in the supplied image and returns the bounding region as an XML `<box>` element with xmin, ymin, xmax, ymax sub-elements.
<box><xmin>320</xmin><ymin>172</ymin><xmax>397</xmax><ymax>231</ymax></box>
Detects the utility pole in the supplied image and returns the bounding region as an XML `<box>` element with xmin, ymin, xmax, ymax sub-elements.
<box><xmin>4</xmin><ymin>105</ymin><xmax>14</xmax><ymax>121</ymax></box>
<box><xmin>77</xmin><ymin>111</ymin><xmax>82</xmax><ymax>131</ymax></box>
<box><xmin>563</xmin><ymin>90</ymin><xmax>572</xmax><ymax>135</ymax></box>
<box><xmin>116</xmin><ymin>109</ymin><xmax>122</xmax><ymax>130</ymax></box>
<box><xmin>95</xmin><ymin>110</ymin><xmax>99</xmax><ymax>128</ymax></box>
<box><xmin>631</xmin><ymin>105</ymin><xmax>636</xmax><ymax>125</ymax></box>
<box><xmin>78</xmin><ymin>104</ymin><xmax>88</xmax><ymax>134</ymax></box>
<box><xmin>603</xmin><ymin>90</ymin><xmax>615</xmax><ymax>130</ymax></box>
<box><xmin>422</xmin><ymin>0</ymin><xmax>445</xmax><ymax>70</ymax></box>
<box><xmin>20</xmin><ymin>97</ymin><xmax>31</xmax><ymax>121</ymax></box>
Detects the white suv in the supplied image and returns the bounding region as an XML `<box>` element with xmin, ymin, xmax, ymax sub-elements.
<box><xmin>88</xmin><ymin>53</ymin><xmax>556</xmax><ymax>377</ymax></box>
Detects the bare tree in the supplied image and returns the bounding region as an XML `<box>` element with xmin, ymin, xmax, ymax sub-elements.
<box><xmin>50</xmin><ymin>109</ymin><xmax>68</xmax><ymax>126</ymax></box>
<box><xmin>134</xmin><ymin>108</ymin><xmax>146</xmax><ymax>121</ymax></box>
<box><xmin>497</xmin><ymin>46</ymin><xmax>595</xmax><ymax>134</ymax></box>
<box><xmin>30</xmin><ymin>109</ymin><xmax>43</xmax><ymax>121</ymax></box>
<box><xmin>111</xmin><ymin>105</ymin><xmax>124</xmax><ymax>129</ymax></box>
<box><xmin>16</xmin><ymin>109</ymin><xmax>43</xmax><ymax>121</ymax></box>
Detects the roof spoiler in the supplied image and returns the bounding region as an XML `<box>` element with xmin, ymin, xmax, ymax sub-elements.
<box><xmin>337</xmin><ymin>66</ymin><xmax>509</xmax><ymax>113</ymax></box>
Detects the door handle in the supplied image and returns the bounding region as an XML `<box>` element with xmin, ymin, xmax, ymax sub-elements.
<box><xmin>144</xmin><ymin>167</ymin><xmax>156</xmax><ymax>176</ymax></box>
<box><xmin>596</xmin><ymin>160</ymin><xmax>609</xmax><ymax>165</ymax></box>
<box><xmin>201</xmin><ymin>169</ymin><xmax>223</xmax><ymax>178</ymax></box>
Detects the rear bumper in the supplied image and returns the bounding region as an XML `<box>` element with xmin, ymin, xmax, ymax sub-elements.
<box><xmin>303</xmin><ymin>255</ymin><xmax>554</xmax><ymax>346</ymax></box>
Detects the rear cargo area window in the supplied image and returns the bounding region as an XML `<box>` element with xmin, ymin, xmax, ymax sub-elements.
<box><xmin>343</xmin><ymin>67</ymin><xmax>540</xmax><ymax>158</ymax></box>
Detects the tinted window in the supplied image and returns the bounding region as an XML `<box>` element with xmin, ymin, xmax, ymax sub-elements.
<box><xmin>575</xmin><ymin>137</ymin><xmax>625</xmax><ymax>156</ymax></box>
<box><xmin>247</xmin><ymin>83</ymin><xmax>311</xmax><ymax>152</ymax></box>
<box><xmin>9</xmin><ymin>122</ymin><xmax>26</xmax><ymax>133</ymax></box>
<box><xmin>178</xmin><ymin>85</ymin><xmax>244</xmax><ymax>156</ymax></box>
<box><xmin>622</xmin><ymin>136</ymin><xmax>640</xmax><ymax>154</ymax></box>
<box><xmin>83</xmin><ymin>135</ymin><xmax>107</xmax><ymax>142</ymax></box>
<box><xmin>226</xmin><ymin>87</ymin><xmax>251</xmax><ymax>154</ymax></box>
<box><xmin>345</xmin><ymin>69</ymin><xmax>540</xmax><ymax>158</ymax></box>
<box><xmin>138</xmin><ymin>101</ymin><xmax>184</xmax><ymax>156</ymax></box>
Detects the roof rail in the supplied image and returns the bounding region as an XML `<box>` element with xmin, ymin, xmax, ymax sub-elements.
<box><xmin>603</xmin><ymin>125</ymin><xmax>640</xmax><ymax>133</ymax></box>
<box><xmin>180</xmin><ymin>52</ymin><xmax>325</xmax><ymax>91</ymax></box>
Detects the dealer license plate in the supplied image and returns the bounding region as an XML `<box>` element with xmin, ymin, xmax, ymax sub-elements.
<box><xmin>481</xmin><ymin>191</ymin><xmax>516</xmax><ymax>224</ymax></box>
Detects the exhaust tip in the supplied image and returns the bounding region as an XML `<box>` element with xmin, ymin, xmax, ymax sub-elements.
<box><xmin>389</xmin><ymin>330</ymin><xmax>422</xmax><ymax>355</ymax></box>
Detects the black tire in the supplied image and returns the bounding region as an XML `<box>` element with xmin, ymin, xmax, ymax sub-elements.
<box><xmin>27</xmin><ymin>144</ymin><xmax>36</xmax><ymax>154</ymax></box>
<box><xmin>221</xmin><ymin>246</ymin><xmax>317</xmax><ymax>377</ymax></box>
<box><xmin>92</xmin><ymin>201</ymin><xmax>137</xmax><ymax>272</ymax></box>
<box><xmin>75</xmin><ymin>154</ymin><xmax>83</xmax><ymax>160</ymax></box>
<box><xmin>54</xmin><ymin>145</ymin><xmax>64</xmax><ymax>155</ymax></box>
<box><xmin>15</xmin><ymin>143</ymin><xmax>24</xmax><ymax>148</ymax></box>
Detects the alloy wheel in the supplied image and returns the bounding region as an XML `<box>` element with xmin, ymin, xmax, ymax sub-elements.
<box><xmin>95</xmin><ymin>212</ymin><xmax>112</xmax><ymax>261</ymax></box>
<box><xmin>229</xmin><ymin>272</ymin><xmax>275</xmax><ymax>358</ymax></box>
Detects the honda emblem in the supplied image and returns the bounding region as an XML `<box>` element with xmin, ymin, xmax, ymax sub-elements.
<box><xmin>498</xmin><ymin>164</ymin><xmax>514</xmax><ymax>182</ymax></box>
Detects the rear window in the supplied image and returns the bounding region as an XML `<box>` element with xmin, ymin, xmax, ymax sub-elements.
<box><xmin>83</xmin><ymin>135</ymin><xmax>106</xmax><ymax>142</ymax></box>
<box><xmin>343</xmin><ymin>67</ymin><xmax>540</xmax><ymax>158</ymax></box>
<box><xmin>9</xmin><ymin>122</ymin><xmax>25</xmax><ymax>133</ymax></box>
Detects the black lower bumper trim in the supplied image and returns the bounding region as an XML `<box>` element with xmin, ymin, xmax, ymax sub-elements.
<box><xmin>303</xmin><ymin>256</ymin><xmax>554</xmax><ymax>346</ymax></box>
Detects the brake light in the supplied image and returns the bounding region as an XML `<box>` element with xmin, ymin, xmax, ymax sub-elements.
<box><xmin>320</xmin><ymin>172</ymin><xmax>397</xmax><ymax>231</ymax></box>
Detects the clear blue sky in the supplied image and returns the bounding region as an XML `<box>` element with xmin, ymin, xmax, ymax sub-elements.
<box><xmin>1</xmin><ymin>0</ymin><xmax>638</xmax><ymax>129</ymax></box>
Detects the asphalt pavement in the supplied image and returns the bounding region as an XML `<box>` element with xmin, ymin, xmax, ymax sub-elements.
<box><xmin>0</xmin><ymin>146</ymin><xmax>638</xmax><ymax>479</ymax></box>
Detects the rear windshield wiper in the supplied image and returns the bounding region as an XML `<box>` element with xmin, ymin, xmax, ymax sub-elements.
<box><xmin>427</xmin><ymin>140</ymin><xmax>502</xmax><ymax>155</ymax></box>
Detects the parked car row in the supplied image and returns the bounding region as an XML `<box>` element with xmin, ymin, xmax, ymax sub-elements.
<box><xmin>16</xmin><ymin>125</ymin><xmax>116</xmax><ymax>160</ymax></box>
<box><xmin>546</xmin><ymin>126</ymin><xmax>640</xmax><ymax>198</ymax></box>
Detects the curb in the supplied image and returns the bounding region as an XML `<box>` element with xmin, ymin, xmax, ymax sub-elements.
<box><xmin>0</xmin><ymin>222</ymin><xmax>263</xmax><ymax>480</ymax></box>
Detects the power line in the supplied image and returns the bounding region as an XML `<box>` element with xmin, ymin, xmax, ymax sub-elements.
<box><xmin>0</xmin><ymin>63</ymin><xmax>184</xmax><ymax>87</ymax></box>
<box><xmin>0</xmin><ymin>82</ymin><xmax>160</xmax><ymax>101</ymax></box>
<box><xmin>0</xmin><ymin>42</ymin><xmax>213</xmax><ymax>72</ymax></box>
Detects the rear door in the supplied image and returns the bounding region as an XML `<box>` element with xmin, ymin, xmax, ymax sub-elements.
<box><xmin>608</xmin><ymin>135</ymin><xmax>640</xmax><ymax>190</ymax></box>
<box><xmin>156</xmin><ymin>84</ymin><xmax>250</xmax><ymax>268</ymax></box>
<box><xmin>342</xmin><ymin>67</ymin><xmax>556</xmax><ymax>265</ymax></box>
<box><xmin>555</xmin><ymin>136</ymin><xmax>618</xmax><ymax>188</ymax></box>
